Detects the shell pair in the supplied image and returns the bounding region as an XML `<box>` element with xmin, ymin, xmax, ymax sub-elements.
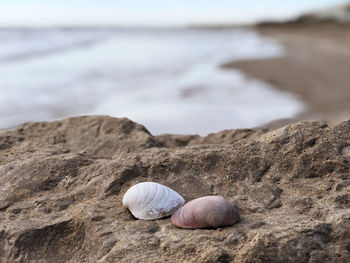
<box><xmin>122</xmin><ymin>182</ymin><xmax>240</xmax><ymax>229</ymax></box>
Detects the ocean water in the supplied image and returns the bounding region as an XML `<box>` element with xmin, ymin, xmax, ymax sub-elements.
<box><xmin>0</xmin><ymin>28</ymin><xmax>303</xmax><ymax>135</ymax></box>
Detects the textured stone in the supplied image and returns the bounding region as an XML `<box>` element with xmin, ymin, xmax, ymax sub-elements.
<box><xmin>1</xmin><ymin>116</ymin><xmax>350</xmax><ymax>262</ymax></box>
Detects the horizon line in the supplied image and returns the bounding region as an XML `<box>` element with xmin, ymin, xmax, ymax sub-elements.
<box><xmin>0</xmin><ymin>23</ymin><xmax>256</xmax><ymax>30</ymax></box>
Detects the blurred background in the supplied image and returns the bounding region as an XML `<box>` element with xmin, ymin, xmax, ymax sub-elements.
<box><xmin>0</xmin><ymin>0</ymin><xmax>349</xmax><ymax>135</ymax></box>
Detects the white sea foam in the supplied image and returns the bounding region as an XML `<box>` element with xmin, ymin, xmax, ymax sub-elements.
<box><xmin>0</xmin><ymin>28</ymin><xmax>304</xmax><ymax>135</ymax></box>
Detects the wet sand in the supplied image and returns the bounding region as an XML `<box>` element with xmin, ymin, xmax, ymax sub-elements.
<box><xmin>222</xmin><ymin>23</ymin><xmax>350</xmax><ymax>125</ymax></box>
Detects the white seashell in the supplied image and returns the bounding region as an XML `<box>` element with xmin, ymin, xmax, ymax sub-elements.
<box><xmin>122</xmin><ymin>182</ymin><xmax>185</xmax><ymax>220</ymax></box>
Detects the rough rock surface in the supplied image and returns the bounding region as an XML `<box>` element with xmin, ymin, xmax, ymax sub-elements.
<box><xmin>1</xmin><ymin>116</ymin><xmax>350</xmax><ymax>262</ymax></box>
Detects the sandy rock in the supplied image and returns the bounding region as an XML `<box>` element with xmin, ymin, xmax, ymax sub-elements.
<box><xmin>1</xmin><ymin>116</ymin><xmax>350</xmax><ymax>262</ymax></box>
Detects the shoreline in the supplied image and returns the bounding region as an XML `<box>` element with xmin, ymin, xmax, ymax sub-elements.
<box><xmin>222</xmin><ymin>23</ymin><xmax>350</xmax><ymax>126</ymax></box>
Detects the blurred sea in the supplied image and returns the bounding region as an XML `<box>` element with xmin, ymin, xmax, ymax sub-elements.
<box><xmin>0</xmin><ymin>28</ymin><xmax>303</xmax><ymax>135</ymax></box>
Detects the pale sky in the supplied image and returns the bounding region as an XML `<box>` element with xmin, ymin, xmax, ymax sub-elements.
<box><xmin>0</xmin><ymin>0</ymin><xmax>348</xmax><ymax>27</ymax></box>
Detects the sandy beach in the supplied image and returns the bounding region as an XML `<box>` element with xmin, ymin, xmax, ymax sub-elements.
<box><xmin>222</xmin><ymin>23</ymin><xmax>350</xmax><ymax>126</ymax></box>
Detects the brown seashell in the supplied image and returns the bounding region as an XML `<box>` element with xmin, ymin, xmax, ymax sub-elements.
<box><xmin>170</xmin><ymin>196</ymin><xmax>240</xmax><ymax>229</ymax></box>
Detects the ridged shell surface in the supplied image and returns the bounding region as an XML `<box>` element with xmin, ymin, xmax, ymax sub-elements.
<box><xmin>171</xmin><ymin>196</ymin><xmax>240</xmax><ymax>229</ymax></box>
<box><xmin>122</xmin><ymin>182</ymin><xmax>185</xmax><ymax>220</ymax></box>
